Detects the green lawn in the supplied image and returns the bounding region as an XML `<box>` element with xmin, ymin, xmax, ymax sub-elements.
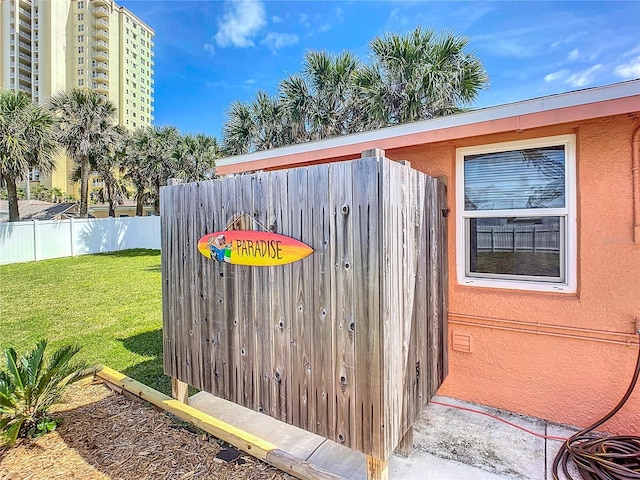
<box><xmin>0</xmin><ymin>249</ymin><xmax>170</xmax><ymax>394</ymax></box>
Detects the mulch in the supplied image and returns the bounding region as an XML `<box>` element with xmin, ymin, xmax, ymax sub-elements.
<box><xmin>0</xmin><ymin>381</ymin><xmax>291</xmax><ymax>480</ymax></box>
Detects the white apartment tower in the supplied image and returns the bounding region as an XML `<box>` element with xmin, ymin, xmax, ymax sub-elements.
<box><xmin>0</xmin><ymin>0</ymin><xmax>154</xmax><ymax>195</ymax></box>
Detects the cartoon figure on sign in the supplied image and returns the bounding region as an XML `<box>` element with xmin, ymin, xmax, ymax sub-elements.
<box><xmin>207</xmin><ymin>234</ymin><xmax>232</xmax><ymax>263</ymax></box>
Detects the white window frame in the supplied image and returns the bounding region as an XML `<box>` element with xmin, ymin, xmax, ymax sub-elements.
<box><xmin>456</xmin><ymin>134</ymin><xmax>577</xmax><ymax>293</ymax></box>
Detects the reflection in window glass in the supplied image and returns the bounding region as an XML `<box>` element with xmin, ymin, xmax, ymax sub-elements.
<box><xmin>464</xmin><ymin>146</ymin><xmax>565</xmax><ymax>210</ymax></box>
<box><xmin>467</xmin><ymin>217</ymin><xmax>562</xmax><ymax>280</ymax></box>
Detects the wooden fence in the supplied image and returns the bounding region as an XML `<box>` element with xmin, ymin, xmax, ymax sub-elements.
<box><xmin>161</xmin><ymin>155</ymin><xmax>448</xmax><ymax>463</ymax></box>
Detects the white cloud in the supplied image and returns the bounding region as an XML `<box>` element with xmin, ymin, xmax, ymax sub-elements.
<box><xmin>550</xmin><ymin>32</ymin><xmax>587</xmax><ymax>48</ymax></box>
<box><xmin>203</xmin><ymin>43</ymin><xmax>215</xmax><ymax>55</ymax></box>
<box><xmin>318</xmin><ymin>23</ymin><xmax>331</xmax><ymax>33</ymax></box>
<box><xmin>334</xmin><ymin>7</ymin><xmax>344</xmax><ymax>22</ymax></box>
<box><xmin>614</xmin><ymin>56</ymin><xmax>640</xmax><ymax>79</ymax></box>
<box><xmin>215</xmin><ymin>0</ymin><xmax>266</xmax><ymax>48</ymax></box>
<box><xmin>272</xmin><ymin>15</ymin><xmax>282</xmax><ymax>24</ymax></box>
<box><xmin>565</xmin><ymin>64</ymin><xmax>602</xmax><ymax>87</ymax></box>
<box><xmin>623</xmin><ymin>45</ymin><xmax>640</xmax><ymax>57</ymax></box>
<box><xmin>544</xmin><ymin>70</ymin><xmax>569</xmax><ymax>83</ymax></box>
<box><xmin>568</xmin><ymin>49</ymin><xmax>579</xmax><ymax>61</ymax></box>
<box><xmin>489</xmin><ymin>39</ymin><xmax>538</xmax><ymax>58</ymax></box>
<box><xmin>299</xmin><ymin>13</ymin><xmax>310</xmax><ymax>27</ymax></box>
<box><xmin>261</xmin><ymin>32</ymin><xmax>299</xmax><ymax>51</ymax></box>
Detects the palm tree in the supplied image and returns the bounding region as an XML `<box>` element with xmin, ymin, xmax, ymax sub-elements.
<box><xmin>280</xmin><ymin>50</ymin><xmax>361</xmax><ymax>141</ymax></box>
<box><xmin>49</xmin><ymin>89</ymin><xmax>119</xmax><ymax>218</ymax></box>
<box><xmin>121</xmin><ymin>129</ymin><xmax>149</xmax><ymax>216</ymax></box>
<box><xmin>354</xmin><ymin>27</ymin><xmax>488</xmax><ymax>128</ymax></box>
<box><xmin>222</xmin><ymin>92</ymin><xmax>290</xmax><ymax>155</ymax></box>
<box><xmin>173</xmin><ymin>133</ymin><xmax>219</xmax><ymax>182</ymax></box>
<box><xmin>123</xmin><ymin>125</ymin><xmax>179</xmax><ymax>215</ymax></box>
<box><xmin>222</xmin><ymin>100</ymin><xmax>254</xmax><ymax>155</ymax></box>
<box><xmin>0</xmin><ymin>90</ymin><xmax>57</xmax><ymax>222</ymax></box>
<box><xmin>71</xmin><ymin>127</ymin><xmax>128</xmax><ymax>217</ymax></box>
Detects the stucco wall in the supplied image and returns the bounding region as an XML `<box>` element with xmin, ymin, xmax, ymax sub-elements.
<box><xmin>385</xmin><ymin>114</ymin><xmax>640</xmax><ymax>434</ymax></box>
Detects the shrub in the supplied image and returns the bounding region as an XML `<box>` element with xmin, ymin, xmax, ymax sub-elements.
<box><xmin>0</xmin><ymin>340</ymin><xmax>98</xmax><ymax>447</ymax></box>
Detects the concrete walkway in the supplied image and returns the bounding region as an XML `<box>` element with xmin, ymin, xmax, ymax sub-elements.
<box><xmin>189</xmin><ymin>392</ymin><xmax>579</xmax><ymax>480</ymax></box>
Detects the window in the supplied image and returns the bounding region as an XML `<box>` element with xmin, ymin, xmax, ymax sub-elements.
<box><xmin>78</xmin><ymin>24</ymin><xmax>84</xmax><ymax>32</ymax></box>
<box><xmin>77</xmin><ymin>1</ymin><xmax>84</xmax><ymax>8</ymax></box>
<box><xmin>78</xmin><ymin>57</ymin><xmax>84</xmax><ymax>65</ymax></box>
<box><xmin>77</xmin><ymin>13</ymin><xmax>83</xmax><ymax>21</ymax></box>
<box><xmin>456</xmin><ymin>135</ymin><xmax>576</xmax><ymax>293</ymax></box>
<box><xmin>77</xmin><ymin>68</ymin><xmax>83</xmax><ymax>75</ymax></box>
<box><xmin>78</xmin><ymin>46</ymin><xmax>84</xmax><ymax>53</ymax></box>
<box><xmin>78</xmin><ymin>79</ymin><xmax>84</xmax><ymax>86</ymax></box>
<box><xmin>78</xmin><ymin>35</ymin><xmax>84</xmax><ymax>42</ymax></box>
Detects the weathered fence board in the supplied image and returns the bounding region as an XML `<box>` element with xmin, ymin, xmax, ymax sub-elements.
<box><xmin>161</xmin><ymin>156</ymin><xmax>448</xmax><ymax>461</ymax></box>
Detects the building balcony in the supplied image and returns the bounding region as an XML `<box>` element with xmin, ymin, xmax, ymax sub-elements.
<box><xmin>19</xmin><ymin>73</ymin><xmax>31</xmax><ymax>83</ymax></box>
<box><xmin>94</xmin><ymin>29</ymin><xmax>109</xmax><ymax>40</ymax></box>
<box><xmin>93</xmin><ymin>18</ymin><xmax>109</xmax><ymax>29</ymax></box>
<box><xmin>92</xmin><ymin>0</ymin><xmax>110</xmax><ymax>6</ymax></box>
<box><xmin>18</xmin><ymin>7</ymin><xmax>30</xmax><ymax>19</ymax></box>
<box><xmin>93</xmin><ymin>5</ymin><xmax>109</xmax><ymax>17</ymax></box>
<box><xmin>18</xmin><ymin>62</ymin><xmax>30</xmax><ymax>73</ymax></box>
<box><xmin>18</xmin><ymin>52</ymin><xmax>31</xmax><ymax>61</ymax></box>
<box><xmin>18</xmin><ymin>85</ymin><xmax>31</xmax><ymax>93</ymax></box>
<box><xmin>18</xmin><ymin>29</ymin><xmax>31</xmax><ymax>41</ymax></box>
<box><xmin>92</xmin><ymin>72</ymin><xmax>108</xmax><ymax>80</ymax></box>
<box><xmin>18</xmin><ymin>40</ymin><xmax>31</xmax><ymax>52</ymax></box>
<box><xmin>19</xmin><ymin>19</ymin><xmax>30</xmax><ymax>28</ymax></box>
<box><xmin>93</xmin><ymin>50</ymin><xmax>108</xmax><ymax>60</ymax></box>
<box><xmin>92</xmin><ymin>40</ymin><xmax>109</xmax><ymax>51</ymax></box>
<box><xmin>92</xmin><ymin>82</ymin><xmax>109</xmax><ymax>93</ymax></box>
<box><xmin>92</xmin><ymin>61</ymin><xmax>108</xmax><ymax>71</ymax></box>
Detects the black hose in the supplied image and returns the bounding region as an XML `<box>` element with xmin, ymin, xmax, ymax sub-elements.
<box><xmin>552</xmin><ymin>332</ymin><xmax>640</xmax><ymax>480</ymax></box>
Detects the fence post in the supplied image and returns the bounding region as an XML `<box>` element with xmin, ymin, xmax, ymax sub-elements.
<box><xmin>33</xmin><ymin>221</ymin><xmax>39</xmax><ymax>262</ymax></box>
<box><xmin>70</xmin><ymin>218</ymin><xmax>75</xmax><ymax>257</ymax></box>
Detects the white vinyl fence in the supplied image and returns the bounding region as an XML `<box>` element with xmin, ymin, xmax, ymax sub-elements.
<box><xmin>0</xmin><ymin>216</ymin><xmax>160</xmax><ymax>265</ymax></box>
<box><xmin>476</xmin><ymin>224</ymin><xmax>561</xmax><ymax>253</ymax></box>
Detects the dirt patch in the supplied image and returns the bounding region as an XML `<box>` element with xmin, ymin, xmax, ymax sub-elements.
<box><xmin>0</xmin><ymin>381</ymin><xmax>290</xmax><ymax>480</ymax></box>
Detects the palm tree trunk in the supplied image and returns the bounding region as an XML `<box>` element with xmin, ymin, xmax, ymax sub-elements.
<box><xmin>105</xmin><ymin>179</ymin><xmax>115</xmax><ymax>217</ymax></box>
<box><xmin>4</xmin><ymin>174</ymin><xmax>20</xmax><ymax>222</ymax></box>
<box><xmin>136</xmin><ymin>190</ymin><xmax>144</xmax><ymax>216</ymax></box>
<box><xmin>79</xmin><ymin>156</ymin><xmax>90</xmax><ymax>218</ymax></box>
<box><xmin>154</xmin><ymin>179</ymin><xmax>161</xmax><ymax>215</ymax></box>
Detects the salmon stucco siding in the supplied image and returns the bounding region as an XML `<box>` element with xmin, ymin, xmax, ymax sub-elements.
<box><xmin>390</xmin><ymin>114</ymin><xmax>639</xmax><ymax>435</ymax></box>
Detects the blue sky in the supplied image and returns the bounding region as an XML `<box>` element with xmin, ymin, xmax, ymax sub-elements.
<box><xmin>118</xmin><ymin>0</ymin><xmax>640</xmax><ymax>139</ymax></box>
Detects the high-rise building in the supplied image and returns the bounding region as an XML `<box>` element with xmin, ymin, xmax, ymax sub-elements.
<box><xmin>0</xmin><ymin>0</ymin><xmax>154</xmax><ymax>196</ymax></box>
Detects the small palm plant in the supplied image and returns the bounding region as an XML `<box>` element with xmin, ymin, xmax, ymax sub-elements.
<box><xmin>0</xmin><ymin>340</ymin><xmax>97</xmax><ymax>447</ymax></box>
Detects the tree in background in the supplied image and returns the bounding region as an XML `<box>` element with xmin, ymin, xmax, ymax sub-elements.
<box><xmin>122</xmin><ymin>125</ymin><xmax>179</xmax><ymax>215</ymax></box>
<box><xmin>221</xmin><ymin>27</ymin><xmax>488</xmax><ymax>154</ymax></box>
<box><xmin>354</xmin><ymin>28</ymin><xmax>488</xmax><ymax>129</ymax></box>
<box><xmin>223</xmin><ymin>91</ymin><xmax>291</xmax><ymax>155</ymax></box>
<box><xmin>280</xmin><ymin>50</ymin><xmax>361</xmax><ymax>141</ymax></box>
<box><xmin>70</xmin><ymin>126</ymin><xmax>128</xmax><ymax>217</ymax></box>
<box><xmin>50</xmin><ymin>89</ymin><xmax>119</xmax><ymax>218</ymax></box>
<box><xmin>173</xmin><ymin>133</ymin><xmax>219</xmax><ymax>182</ymax></box>
<box><xmin>0</xmin><ymin>90</ymin><xmax>57</xmax><ymax>222</ymax></box>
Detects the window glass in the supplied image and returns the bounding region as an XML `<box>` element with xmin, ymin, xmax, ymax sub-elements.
<box><xmin>464</xmin><ymin>146</ymin><xmax>565</xmax><ymax>210</ymax></box>
<box><xmin>466</xmin><ymin>216</ymin><xmax>562</xmax><ymax>281</ymax></box>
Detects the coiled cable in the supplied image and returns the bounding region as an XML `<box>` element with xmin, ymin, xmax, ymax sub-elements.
<box><xmin>552</xmin><ymin>331</ymin><xmax>640</xmax><ymax>480</ymax></box>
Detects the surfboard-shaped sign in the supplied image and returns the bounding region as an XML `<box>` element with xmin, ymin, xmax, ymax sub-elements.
<box><xmin>198</xmin><ymin>230</ymin><xmax>313</xmax><ymax>266</ymax></box>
